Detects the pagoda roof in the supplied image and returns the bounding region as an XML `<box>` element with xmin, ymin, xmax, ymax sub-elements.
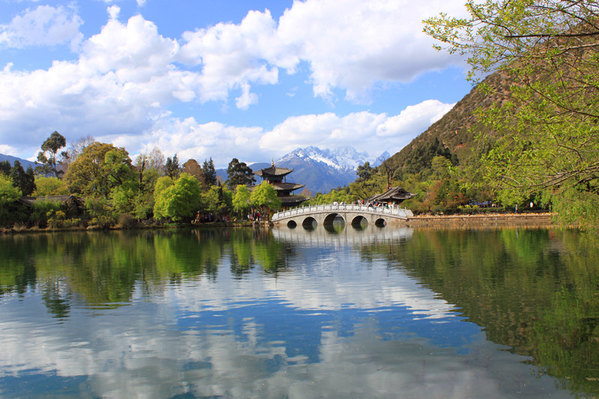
<box><xmin>368</xmin><ymin>187</ymin><xmax>415</xmax><ymax>203</ymax></box>
<box><xmin>271</xmin><ymin>182</ymin><xmax>305</xmax><ymax>192</ymax></box>
<box><xmin>279</xmin><ymin>195</ymin><xmax>307</xmax><ymax>206</ymax></box>
<box><xmin>255</xmin><ymin>165</ymin><xmax>293</xmax><ymax>178</ymax></box>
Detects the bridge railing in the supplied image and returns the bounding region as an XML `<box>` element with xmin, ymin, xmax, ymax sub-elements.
<box><xmin>271</xmin><ymin>204</ymin><xmax>413</xmax><ymax>221</ymax></box>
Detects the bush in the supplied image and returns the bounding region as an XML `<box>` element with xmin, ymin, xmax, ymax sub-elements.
<box><xmin>118</xmin><ymin>213</ymin><xmax>137</xmax><ymax>229</ymax></box>
<box><xmin>29</xmin><ymin>200</ymin><xmax>61</xmax><ymax>228</ymax></box>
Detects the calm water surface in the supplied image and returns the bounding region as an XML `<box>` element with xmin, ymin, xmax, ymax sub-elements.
<box><xmin>0</xmin><ymin>226</ymin><xmax>597</xmax><ymax>398</ymax></box>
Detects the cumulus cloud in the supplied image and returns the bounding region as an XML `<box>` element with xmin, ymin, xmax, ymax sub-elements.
<box><xmin>275</xmin><ymin>0</ymin><xmax>466</xmax><ymax>99</ymax></box>
<box><xmin>258</xmin><ymin>101</ymin><xmax>454</xmax><ymax>160</ymax></box>
<box><xmin>0</xmin><ymin>0</ymin><xmax>465</xmax><ymax>161</ymax></box>
<box><xmin>0</xmin><ymin>5</ymin><xmax>83</xmax><ymax>50</ymax></box>
<box><xmin>104</xmin><ymin>117</ymin><xmax>267</xmax><ymax>166</ymax></box>
<box><xmin>376</xmin><ymin>100</ymin><xmax>455</xmax><ymax>137</ymax></box>
<box><xmin>177</xmin><ymin>0</ymin><xmax>466</xmax><ymax>101</ymax></box>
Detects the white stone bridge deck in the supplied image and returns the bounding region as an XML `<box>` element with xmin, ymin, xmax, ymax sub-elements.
<box><xmin>272</xmin><ymin>204</ymin><xmax>413</xmax><ymax>228</ymax></box>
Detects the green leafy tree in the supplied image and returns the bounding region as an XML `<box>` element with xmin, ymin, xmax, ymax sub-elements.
<box><xmin>202</xmin><ymin>185</ymin><xmax>232</xmax><ymax>215</ymax></box>
<box><xmin>233</xmin><ymin>184</ymin><xmax>251</xmax><ymax>216</ymax></box>
<box><xmin>227</xmin><ymin>158</ymin><xmax>255</xmax><ymax>189</ymax></box>
<box><xmin>356</xmin><ymin>161</ymin><xmax>375</xmax><ymax>182</ymax></box>
<box><xmin>0</xmin><ymin>161</ymin><xmax>11</xmax><ymax>176</ymax></box>
<box><xmin>33</xmin><ymin>176</ymin><xmax>69</xmax><ymax>196</ymax></box>
<box><xmin>37</xmin><ymin>131</ymin><xmax>66</xmax><ymax>177</ymax></box>
<box><xmin>10</xmin><ymin>161</ymin><xmax>35</xmax><ymax>196</ymax></box>
<box><xmin>424</xmin><ymin>0</ymin><xmax>599</xmax><ymax>226</ymax></box>
<box><xmin>0</xmin><ymin>175</ymin><xmax>22</xmax><ymax>226</ymax></box>
<box><xmin>153</xmin><ymin>173</ymin><xmax>202</xmax><ymax>221</ymax></box>
<box><xmin>65</xmin><ymin>142</ymin><xmax>133</xmax><ymax>198</ymax></box>
<box><xmin>250</xmin><ymin>181</ymin><xmax>281</xmax><ymax>211</ymax></box>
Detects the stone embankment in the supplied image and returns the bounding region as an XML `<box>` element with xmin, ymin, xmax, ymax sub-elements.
<box><xmin>403</xmin><ymin>213</ymin><xmax>555</xmax><ymax>229</ymax></box>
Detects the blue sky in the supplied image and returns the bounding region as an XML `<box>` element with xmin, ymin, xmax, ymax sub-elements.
<box><xmin>0</xmin><ymin>0</ymin><xmax>471</xmax><ymax>167</ymax></box>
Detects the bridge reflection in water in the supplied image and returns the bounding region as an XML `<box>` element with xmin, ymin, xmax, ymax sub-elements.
<box><xmin>272</xmin><ymin>223</ymin><xmax>414</xmax><ymax>247</ymax></box>
<box><xmin>272</xmin><ymin>204</ymin><xmax>413</xmax><ymax>229</ymax></box>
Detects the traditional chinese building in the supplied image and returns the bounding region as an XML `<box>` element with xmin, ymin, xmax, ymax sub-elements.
<box><xmin>367</xmin><ymin>186</ymin><xmax>415</xmax><ymax>206</ymax></box>
<box><xmin>255</xmin><ymin>162</ymin><xmax>306</xmax><ymax>208</ymax></box>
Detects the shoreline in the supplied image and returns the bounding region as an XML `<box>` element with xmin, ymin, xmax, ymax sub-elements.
<box><xmin>402</xmin><ymin>212</ymin><xmax>556</xmax><ymax>229</ymax></box>
<box><xmin>0</xmin><ymin>213</ymin><xmax>558</xmax><ymax>234</ymax></box>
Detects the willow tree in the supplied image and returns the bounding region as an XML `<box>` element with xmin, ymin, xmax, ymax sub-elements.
<box><xmin>425</xmin><ymin>0</ymin><xmax>599</xmax><ymax>226</ymax></box>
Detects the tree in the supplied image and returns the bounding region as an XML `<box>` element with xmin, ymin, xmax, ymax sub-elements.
<box><xmin>153</xmin><ymin>173</ymin><xmax>202</xmax><ymax>221</ymax></box>
<box><xmin>250</xmin><ymin>181</ymin><xmax>281</xmax><ymax>211</ymax></box>
<box><xmin>37</xmin><ymin>131</ymin><xmax>66</xmax><ymax>177</ymax></box>
<box><xmin>424</xmin><ymin>0</ymin><xmax>599</xmax><ymax>226</ymax></box>
<box><xmin>227</xmin><ymin>158</ymin><xmax>255</xmax><ymax>189</ymax></box>
<box><xmin>202</xmin><ymin>185</ymin><xmax>232</xmax><ymax>214</ymax></box>
<box><xmin>65</xmin><ymin>142</ymin><xmax>134</xmax><ymax>198</ymax></box>
<box><xmin>182</xmin><ymin>159</ymin><xmax>205</xmax><ymax>185</ymax></box>
<box><xmin>10</xmin><ymin>161</ymin><xmax>35</xmax><ymax>196</ymax></box>
<box><xmin>0</xmin><ymin>175</ymin><xmax>21</xmax><ymax>203</ymax></box>
<box><xmin>0</xmin><ymin>161</ymin><xmax>10</xmax><ymax>176</ymax></box>
<box><xmin>61</xmin><ymin>136</ymin><xmax>95</xmax><ymax>172</ymax></box>
<box><xmin>33</xmin><ymin>176</ymin><xmax>69</xmax><ymax>196</ymax></box>
<box><xmin>165</xmin><ymin>154</ymin><xmax>181</xmax><ymax>179</ymax></box>
<box><xmin>203</xmin><ymin>158</ymin><xmax>217</xmax><ymax>186</ymax></box>
<box><xmin>232</xmin><ymin>185</ymin><xmax>251</xmax><ymax>216</ymax></box>
<box><xmin>0</xmin><ymin>175</ymin><xmax>22</xmax><ymax>226</ymax></box>
<box><xmin>356</xmin><ymin>162</ymin><xmax>375</xmax><ymax>182</ymax></box>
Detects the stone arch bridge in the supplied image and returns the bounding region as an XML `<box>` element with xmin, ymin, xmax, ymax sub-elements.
<box><xmin>271</xmin><ymin>204</ymin><xmax>413</xmax><ymax>229</ymax></box>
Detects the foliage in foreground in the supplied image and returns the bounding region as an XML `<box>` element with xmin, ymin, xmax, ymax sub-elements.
<box><xmin>424</xmin><ymin>0</ymin><xmax>599</xmax><ymax>226</ymax></box>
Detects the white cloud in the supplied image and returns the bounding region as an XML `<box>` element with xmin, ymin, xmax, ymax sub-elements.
<box><xmin>258</xmin><ymin>101</ymin><xmax>453</xmax><ymax>159</ymax></box>
<box><xmin>276</xmin><ymin>0</ymin><xmax>465</xmax><ymax>99</ymax></box>
<box><xmin>0</xmin><ymin>1</ymin><xmax>466</xmax><ymax>161</ymax></box>
<box><xmin>178</xmin><ymin>9</ymin><xmax>281</xmax><ymax>104</ymax></box>
<box><xmin>111</xmin><ymin>117</ymin><xmax>267</xmax><ymax>166</ymax></box>
<box><xmin>376</xmin><ymin>100</ymin><xmax>455</xmax><ymax>137</ymax></box>
<box><xmin>176</xmin><ymin>0</ymin><xmax>466</xmax><ymax>102</ymax></box>
<box><xmin>0</xmin><ymin>5</ymin><xmax>83</xmax><ymax>50</ymax></box>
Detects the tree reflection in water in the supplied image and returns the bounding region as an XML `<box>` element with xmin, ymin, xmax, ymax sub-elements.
<box><xmin>0</xmin><ymin>227</ymin><xmax>597</xmax><ymax>396</ymax></box>
<box><xmin>359</xmin><ymin>228</ymin><xmax>599</xmax><ymax>396</ymax></box>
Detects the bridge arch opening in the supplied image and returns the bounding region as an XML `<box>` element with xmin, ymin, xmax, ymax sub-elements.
<box><xmin>351</xmin><ymin>216</ymin><xmax>368</xmax><ymax>230</ymax></box>
<box><xmin>302</xmin><ymin>217</ymin><xmax>317</xmax><ymax>230</ymax></box>
<box><xmin>287</xmin><ymin>220</ymin><xmax>297</xmax><ymax>229</ymax></box>
<box><xmin>375</xmin><ymin>218</ymin><xmax>387</xmax><ymax>228</ymax></box>
<box><xmin>323</xmin><ymin>213</ymin><xmax>345</xmax><ymax>233</ymax></box>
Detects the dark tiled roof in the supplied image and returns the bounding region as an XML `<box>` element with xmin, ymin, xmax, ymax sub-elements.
<box><xmin>20</xmin><ymin>195</ymin><xmax>78</xmax><ymax>205</ymax></box>
<box><xmin>255</xmin><ymin>165</ymin><xmax>293</xmax><ymax>178</ymax></box>
<box><xmin>368</xmin><ymin>187</ymin><xmax>415</xmax><ymax>203</ymax></box>
<box><xmin>279</xmin><ymin>195</ymin><xmax>307</xmax><ymax>206</ymax></box>
<box><xmin>271</xmin><ymin>182</ymin><xmax>305</xmax><ymax>192</ymax></box>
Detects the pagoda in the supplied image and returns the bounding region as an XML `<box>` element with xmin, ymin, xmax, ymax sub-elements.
<box><xmin>255</xmin><ymin>162</ymin><xmax>306</xmax><ymax>208</ymax></box>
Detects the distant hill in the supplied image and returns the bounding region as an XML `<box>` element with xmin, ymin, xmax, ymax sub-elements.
<box><xmin>384</xmin><ymin>71</ymin><xmax>511</xmax><ymax>176</ymax></box>
<box><xmin>0</xmin><ymin>153</ymin><xmax>37</xmax><ymax>170</ymax></box>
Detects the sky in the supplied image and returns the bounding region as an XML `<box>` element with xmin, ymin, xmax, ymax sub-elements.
<box><xmin>0</xmin><ymin>0</ymin><xmax>472</xmax><ymax>168</ymax></box>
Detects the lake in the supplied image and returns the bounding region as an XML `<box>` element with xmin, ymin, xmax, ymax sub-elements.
<box><xmin>0</xmin><ymin>226</ymin><xmax>597</xmax><ymax>398</ymax></box>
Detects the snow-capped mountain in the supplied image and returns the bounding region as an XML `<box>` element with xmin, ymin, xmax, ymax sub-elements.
<box><xmin>372</xmin><ymin>151</ymin><xmax>390</xmax><ymax>167</ymax></box>
<box><xmin>277</xmin><ymin>146</ymin><xmax>370</xmax><ymax>172</ymax></box>
<box><xmin>250</xmin><ymin>146</ymin><xmax>390</xmax><ymax>195</ymax></box>
<box><xmin>216</xmin><ymin>146</ymin><xmax>391</xmax><ymax>194</ymax></box>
